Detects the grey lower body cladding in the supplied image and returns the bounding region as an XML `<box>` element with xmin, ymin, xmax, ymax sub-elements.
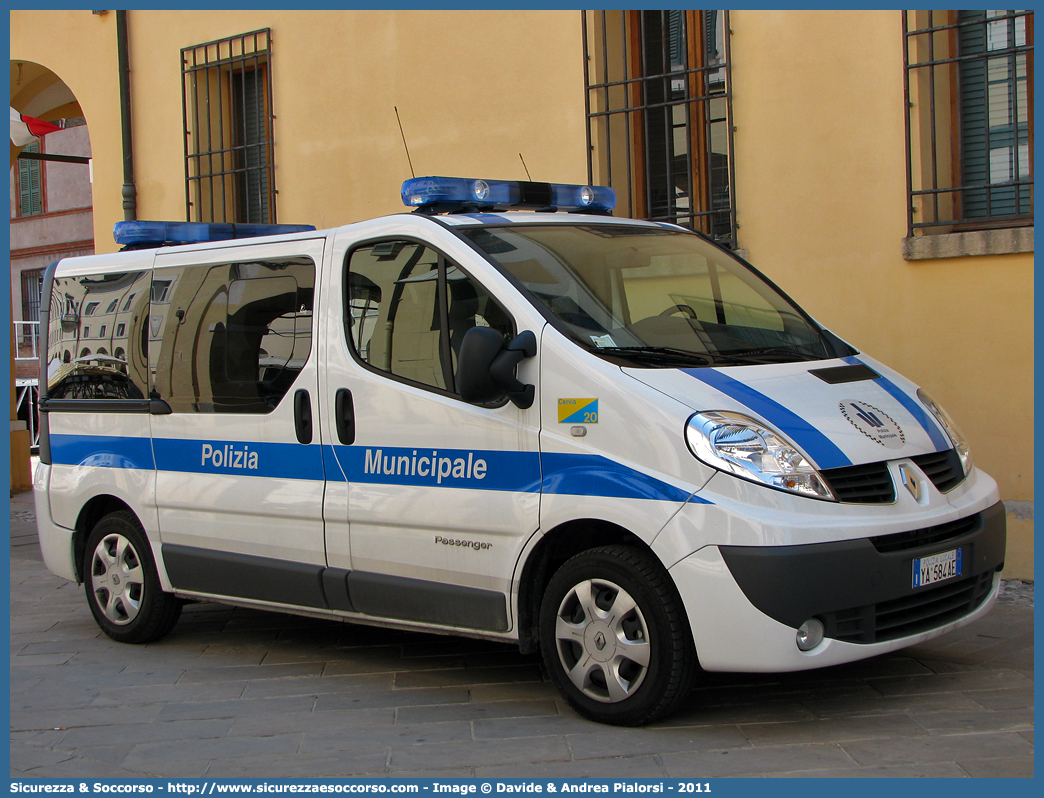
<box><xmin>162</xmin><ymin>544</ymin><xmax>509</xmax><ymax>631</ymax></box>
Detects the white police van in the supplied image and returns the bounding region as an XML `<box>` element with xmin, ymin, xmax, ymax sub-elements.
<box><xmin>35</xmin><ymin>177</ymin><xmax>1005</xmax><ymax>725</ymax></box>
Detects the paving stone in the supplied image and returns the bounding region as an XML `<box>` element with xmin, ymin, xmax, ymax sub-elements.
<box><xmin>958</xmin><ymin>756</ymin><xmax>1035</xmax><ymax>778</ymax></box>
<box><xmin>299</xmin><ymin>721</ymin><xmax>474</xmax><ymax>752</ymax></box>
<box><xmin>801</xmin><ymin>688</ymin><xmax>984</xmax><ymax>719</ymax></box>
<box><xmin>473</xmin><ymin>713</ymin><xmax>603</xmax><ymax>740</ymax></box>
<box><xmin>739</xmin><ymin>712</ymin><xmax>929</xmax><ymax>746</ymax></box>
<box><xmin>320</xmin><ymin>648</ymin><xmax>464</xmax><ymax>676</ymax></box>
<box><xmin>156</xmin><ymin>695</ymin><xmax>317</xmax><ymax>722</ymax></box>
<box><xmin>469</xmin><ymin>681</ymin><xmax>559</xmax><ymax>703</ymax></box>
<box><xmin>121</xmin><ymin>733</ymin><xmax>302</xmax><ymax>775</ymax></box>
<box><xmin>314</xmin><ymin>686</ymin><xmax>472</xmax><ymax>712</ymax></box>
<box><xmin>909</xmin><ymin>707</ymin><xmax>1034</xmax><ymax>734</ymax></box>
<box><xmin>57</xmin><ymin>718</ymin><xmax>235</xmax><ymax>749</ymax></box>
<box><xmin>90</xmin><ymin>680</ymin><xmax>248</xmax><ymax>707</ymax></box>
<box><xmin>178</xmin><ymin>661</ymin><xmax>325</xmax><ymax>683</ymax></box>
<box><xmin>395</xmin><ymin>699</ymin><xmax>559</xmax><ymax>724</ymax></box>
<box><xmin>662</xmin><ymin>743</ymin><xmax>854</xmax><ymax>778</ymax></box>
<box><xmin>394</xmin><ymin>664</ymin><xmax>543</xmax><ymax>689</ymax></box>
<box><xmin>241</xmin><ymin>672</ymin><xmax>394</xmax><ymax>699</ymax></box>
<box><xmin>567</xmin><ymin>725</ymin><xmax>749</xmax><ymax>760</ymax></box>
<box><xmin>478</xmin><ymin>755</ymin><xmax>667</xmax><ymax>778</ymax></box>
<box><xmin>228</xmin><ymin>708</ymin><xmax>394</xmax><ymax>737</ymax></box>
<box><xmin>868</xmin><ymin>668</ymin><xmax>1033</xmax><ymax>696</ymax></box>
<box><xmin>388</xmin><ymin>736</ymin><xmax>571</xmax><ymax>771</ymax></box>
<box><xmin>653</xmin><ymin>699</ymin><xmax>817</xmax><ymax>726</ymax></box>
<box><xmin>10</xmin><ymin>704</ymin><xmax>166</xmax><ymax>732</ymax></box>
<box><xmin>841</xmin><ymin>731</ymin><xmax>1034</xmax><ymax>766</ymax></box>
<box><xmin>767</xmin><ymin>762</ymin><xmax>970</xmax><ymax>778</ymax></box>
<box><xmin>206</xmin><ymin>750</ymin><xmax>391</xmax><ymax>778</ymax></box>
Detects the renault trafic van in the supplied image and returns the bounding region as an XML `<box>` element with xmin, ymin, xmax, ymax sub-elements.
<box><xmin>35</xmin><ymin>177</ymin><xmax>1006</xmax><ymax>725</ymax></box>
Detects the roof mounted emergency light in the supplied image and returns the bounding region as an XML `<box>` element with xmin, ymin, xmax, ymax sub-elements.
<box><xmin>113</xmin><ymin>220</ymin><xmax>317</xmax><ymax>250</ymax></box>
<box><xmin>401</xmin><ymin>176</ymin><xmax>616</xmax><ymax>215</ymax></box>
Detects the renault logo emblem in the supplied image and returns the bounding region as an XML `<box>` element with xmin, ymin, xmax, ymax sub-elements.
<box><xmin>898</xmin><ymin>463</ymin><xmax>922</xmax><ymax>501</ymax></box>
<box><xmin>594</xmin><ymin>632</ymin><xmax>607</xmax><ymax>651</ymax></box>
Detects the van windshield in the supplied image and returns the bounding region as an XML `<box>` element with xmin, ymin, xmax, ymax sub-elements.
<box><xmin>461</xmin><ymin>224</ymin><xmax>840</xmax><ymax>367</ymax></box>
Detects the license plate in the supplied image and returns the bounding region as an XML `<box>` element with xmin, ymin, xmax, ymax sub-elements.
<box><xmin>913</xmin><ymin>547</ymin><xmax>962</xmax><ymax>588</ymax></box>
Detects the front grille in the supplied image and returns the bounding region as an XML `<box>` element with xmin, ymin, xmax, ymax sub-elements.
<box><xmin>870</xmin><ymin>514</ymin><xmax>979</xmax><ymax>554</ymax></box>
<box><xmin>821</xmin><ymin>461</ymin><xmax>895</xmax><ymax>503</ymax></box>
<box><xmin>911</xmin><ymin>448</ymin><xmax>965</xmax><ymax>493</ymax></box>
<box><xmin>826</xmin><ymin>571</ymin><xmax>993</xmax><ymax>644</ymax></box>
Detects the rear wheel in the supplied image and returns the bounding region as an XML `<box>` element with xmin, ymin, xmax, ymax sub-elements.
<box><xmin>83</xmin><ymin>511</ymin><xmax>182</xmax><ymax>643</ymax></box>
<box><xmin>539</xmin><ymin>545</ymin><xmax>697</xmax><ymax>726</ymax></box>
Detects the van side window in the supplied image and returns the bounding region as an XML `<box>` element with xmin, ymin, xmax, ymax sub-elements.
<box><xmin>345</xmin><ymin>240</ymin><xmax>514</xmax><ymax>394</ymax></box>
<box><xmin>45</xmin><ymin>271</ymin><xmax>151</xmax><ymax>400</ymax></box>
<box><xmin>151</xmin><ymin>257</ymin><xmax>315</xmax><ymax>413</ymax></box>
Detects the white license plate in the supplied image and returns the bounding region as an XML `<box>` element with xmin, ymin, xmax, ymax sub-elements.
<box><xmin>913</xmin><ymin>547</ymin><xmax>962</xmax><ymax>588</ymax></box>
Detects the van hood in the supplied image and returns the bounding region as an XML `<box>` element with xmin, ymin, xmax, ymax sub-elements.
<box><xmin>623</xmin><ymin>355</ymin><xmax>953</xmax><ymax>471</ymax></box>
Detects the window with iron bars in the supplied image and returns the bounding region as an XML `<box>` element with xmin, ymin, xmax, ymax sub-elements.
<box><xmin>583</xmin><ymin>10</ymin><xmax>736</xmax><ymax>246</ymax></box>
<box><xmin>182</xmin><ymin>29</ymin><xmax>277</xmax><ymax>225</ymax></box>
<box><xmin>903</xmin><ymin>10</ymin><xmax>1033</xmax><ymax>236</ymax></box>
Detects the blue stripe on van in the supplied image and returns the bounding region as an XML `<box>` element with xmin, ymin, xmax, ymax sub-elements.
<box><xmin>50</xmin><ymin>434</ymin><xmax>155</xmax><ymax>471</ymax></box>
<box><xmin>50</xmin><ymin>435</ymin><xmax>704</xmax><ymax>505</ymax></box>
<box><xmin>541</xmin><ymin>453</ymin><xmax>696</xmax><ymax>503</ymax></box>
<box><xmin>330</xmin><ymin>445</ymin><xmax>697</xmax><ymax>503</ymax></box>
<box><xmin>842</xmin><ymin>356</ymin><xmax>951</xmax><ymax>451</ymax></box>
<box><xmin>152</xmin><ymin>438</ymin><xmax>326</xmax><ymax>481</ymax></box>
<box><xmin>681</xmin><ymin>368</ymin><xmax>852</xmax><ymax>470</ymax></box>
<box><xmin>330</xmin><ymin>445</ymin><xmax>542</xmax><ymax>492</ymax></box>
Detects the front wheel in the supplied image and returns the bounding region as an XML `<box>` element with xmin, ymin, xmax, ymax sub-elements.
<box><xmin>539</xmin><ymin>545</ymin><xmax>697</xmax><ymax>726</ymax></box>
<box><xmin>83</xmin><ymin>511</ymin><xmax>182</xmax><ymax>644</ymax></box>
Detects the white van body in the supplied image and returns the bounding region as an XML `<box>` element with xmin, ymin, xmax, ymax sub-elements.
<box><xmin>35</xmin><ymin>184</ymin><xmax>1005</xmax><ymax>725</ymax></box>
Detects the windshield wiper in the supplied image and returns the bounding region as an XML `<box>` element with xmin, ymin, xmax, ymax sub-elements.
<box><xmin>718</xmin><ymin>346</ymin><xmax>824</xmax><ymax>362</ymax></box>
<box><xmin>589</xmin><ymin>346</ymin><xmax>712</xmax><ymax>367</ymax></box>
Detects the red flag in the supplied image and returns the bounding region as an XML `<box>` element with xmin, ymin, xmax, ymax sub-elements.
<box><xmin>11</xmin><ymin>106</ymin><xmax>64</xmax><ymax>147</ymax></box>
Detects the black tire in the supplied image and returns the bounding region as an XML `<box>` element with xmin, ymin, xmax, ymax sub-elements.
<box><xmin>83</xmin><ymin>511</ymin><xmax>182</xmax><ymax>644</ymax></box>
<box><xmin>539</xmin><ymin>545</ymin><xmax>697</xmax><ymax>726</ymax></box>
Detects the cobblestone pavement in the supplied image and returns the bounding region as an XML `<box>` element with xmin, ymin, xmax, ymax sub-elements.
<box><xmin>9</xmin><ymin>489</ymin><xmax>1034</xmax><ymax>779</ymax></box>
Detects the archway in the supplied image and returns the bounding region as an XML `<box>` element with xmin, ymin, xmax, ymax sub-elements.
<box><xmin>10</xmin><ymin>60</ymin><xmax>94</xmax><ymax>489</ymax></box>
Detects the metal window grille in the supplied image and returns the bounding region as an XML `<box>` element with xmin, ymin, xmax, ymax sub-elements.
<box><xmin>583</xmin><ymin>10</ymin><xmax>737</xmax><ymax>246</ymax></box>
<box><xmin>182</xmin><ymin>29</ymin><xmax>276</xmax><ymax>224</ymax></box>
<box><xmin>20</xmin><ymin>269</ymin><xmax>43</xmax><ymax>349</ymax></box>
<box><xmin>903</xmin><ymin>10</ymin><xmax>1034</xmax><ymax>235</ymax></box>
<box><xmin>17</xmin><ymin>141</ymin><xmax>43</xmax><ymax>217</ymax></box>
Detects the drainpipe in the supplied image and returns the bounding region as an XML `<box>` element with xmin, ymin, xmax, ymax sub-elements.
<box><xmin>116</xmin><ymin>10</ymin><xmax>136</xmax><ymax>221</ymax></box>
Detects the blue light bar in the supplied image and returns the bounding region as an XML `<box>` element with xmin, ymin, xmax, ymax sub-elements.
<box><xmin>114</xmin><ymin>220</ymin><xmax>317</xmax><ymax>248</ymax></box>
<box><xmin>401</xmin><ymin>176</ymin><xmax>616</xmax><ymax>214</ymax></box>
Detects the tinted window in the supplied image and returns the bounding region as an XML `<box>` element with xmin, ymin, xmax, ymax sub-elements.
<box><xmin>345</xmin><ymin>240</ymin><xmax>513</xmax><ymax>393</ymax></box>
<box><xmin>151</xmin><ymin>257</ymin><xmax>315</xmax><ymax>413</ymax></box>
<box><xmin>46</xmin><ymin>271</ymin><xmax>151</xmax><ymax>400</ymax></box>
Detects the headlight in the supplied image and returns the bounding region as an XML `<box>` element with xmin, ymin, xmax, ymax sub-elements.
<box><xmin>685</xmin><ymin>411</ymin><xmax>835</xmax><ymax>500</ymax></box>
<box><xmin>917</xmin><ymin>389</ymin><xmax>973</xmax><ymax>475</ymax></box>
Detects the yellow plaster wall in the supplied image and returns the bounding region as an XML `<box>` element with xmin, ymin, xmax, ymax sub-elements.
<box><xmin>730</xmin><ymin>10</ymin><xmax>1033</xmax><ymax>577</ymax></box>
<box><xmin>14</xmin><ymin>10</ymin><xmax>588</xmax><ymax>244</ymax></box>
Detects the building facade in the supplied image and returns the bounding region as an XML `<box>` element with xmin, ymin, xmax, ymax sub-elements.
<box><xmin>9</xmin><ymin>9</ymin><xmax>1033</xmax><ymax>577</ymax></box>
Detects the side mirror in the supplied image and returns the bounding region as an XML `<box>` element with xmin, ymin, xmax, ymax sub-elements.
<box><xmin>458</xmin><ymin>328</ymin><xmax>537</xmax><ymax>409</ymax></box>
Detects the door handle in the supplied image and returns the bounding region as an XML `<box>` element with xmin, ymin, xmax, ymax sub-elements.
<box><xmin>335</xmin><ymin>388</ymin><xmax>355</xmax><ymax>445</ymax></box>
<box><xmin>294</xmin><ymin>389</ymin><xmax>313</xmax><ymax>444</ymax></box>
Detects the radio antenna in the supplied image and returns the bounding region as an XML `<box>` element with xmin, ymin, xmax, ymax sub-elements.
<box><xmin>519</xmin><ymin>153</ymin><xmax>532</xmax><ymax>181</ymax></box>
<box><xmin>395</xmin><ymin>106</ymin><xmax>415</xmax><ymax>179</ymax></box>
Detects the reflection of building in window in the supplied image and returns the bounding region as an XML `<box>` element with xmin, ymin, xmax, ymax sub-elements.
<box><xmin>46</xmin><ymin>271</ymin><xmax>152</xmax><ymax>400</ymax></box>
<box><xmin>182</xmin><ymin>29</ymin><xmax>276</xmax><ymax>224</ymax></box>
<box><xmin>904</xmin><ymin>10</ymin><xmax>1033</xmax><ymax>234</ymax></box>
<box><xmin>150</xmin><ymin>257</ymin><xmax>315</xmax><ymax>414</ymax></box>
<box><xmin>583</xmin><ymin>10</ymin><xmax>736</xmax><ymax>245</ymax></box>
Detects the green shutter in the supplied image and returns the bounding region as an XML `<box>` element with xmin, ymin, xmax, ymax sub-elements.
<box><xmin>17</xmin><ymin>141</ymin><xmax>42</xmax><ymax>217</ymax></box>
<box><xmin>959</xmin><ymin>10</ymin><xmax>1031</xmax><ymax>220</ymax></box>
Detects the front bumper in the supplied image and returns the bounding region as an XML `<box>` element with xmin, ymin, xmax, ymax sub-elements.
<box><xmin>669</xmin><ymin>501</ymin><xmax>1005</xmax><ymax>672</ymax></box>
